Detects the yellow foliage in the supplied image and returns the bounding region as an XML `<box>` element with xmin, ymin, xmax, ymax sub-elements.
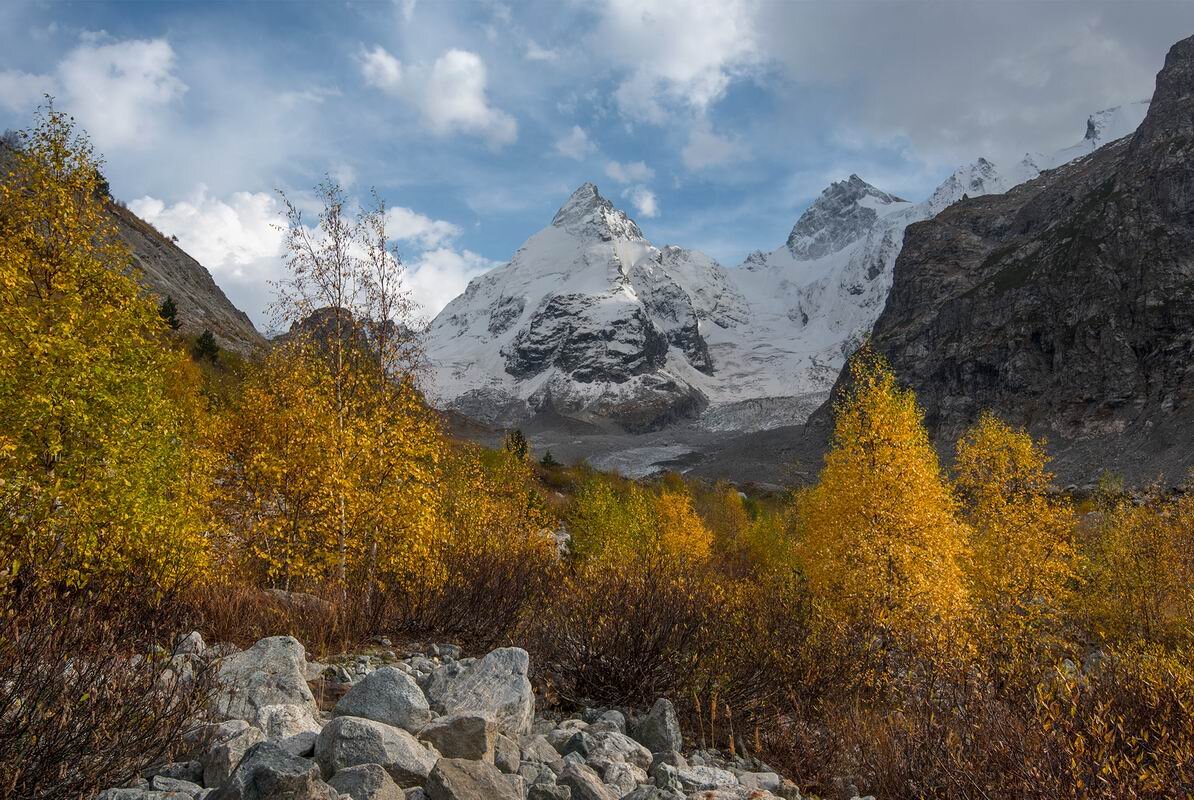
<box><xmin>795</xmin><ymin>345</ymin><xmax>970</xmax><ymax>645</ymax></box>
<box><xmin>213</xmin><ymin>344</ymin><xmax>444</xmax><ymax>592</ymax></box>
<box><xmin>655</xmin><ymin>488</ymin><xmax>714</xmax><ymax>561</ymax></box>
<box><xmin>1080</xmin><ymin>487</ymin><xmax>1194</xmax><ymax>648</ymax></box>
<box><xmin>0</xmin><ymin>107</ymin><xmax>209</xmax><ymax>590</ymax></box>
<box><xmin>955</xmin><ymin>412</ymin><xmax>1076</xmax><ymax>669</ymax></box>
<box><xmin>567</xmin><ymin>476</ymin><xmax>712</xmax><ymax>562</ymax></box>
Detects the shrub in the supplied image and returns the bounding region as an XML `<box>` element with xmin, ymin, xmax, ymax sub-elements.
<box><xmin>0</xmin><ymin>591</ymin><xmax>212</xmax><ymax>800</ymax></box>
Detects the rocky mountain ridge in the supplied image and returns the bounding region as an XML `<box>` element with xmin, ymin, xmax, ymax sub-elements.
<box><xmin>424</xmin><ymin>99</ymin><xmax>1151</xmax><ymax>451</ymax></box>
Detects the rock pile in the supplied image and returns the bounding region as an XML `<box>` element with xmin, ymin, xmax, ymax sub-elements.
<box><xmin>98</xmin><ymin>633</ymin><xmax>805</xmax><ymax>800</ymax></box>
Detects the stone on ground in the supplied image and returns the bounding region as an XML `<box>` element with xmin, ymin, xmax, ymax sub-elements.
<box><xmin>557</xmin><ymin>762</ymin><xmax>619</xmax><ymax>800</ymax></box>
<box><xmin>424</xmin><ymin>648</ymin><xmax>534</xmax><ymax>736</ymax></box>
<box><xmin>423</xmin><ymin>757</ymin><xmax>522</xmax><ymax>800</ymax></box>
<box><xmin>212</xmin><ymin>636</ymin><xmax>319</xmax><ymax>723</ymax></box>
<box><xmin>327</xmin><ymin>763</ymin><xmax>404</xmax><ymax>800</ymax></box>
<box><xmin>207</xmin><ymin>741</ymin><xmax>338</xmax><ymax>800</ymax></box>
<box><xmin>314</xmin><ymin>715</ymin><xmax>437</xmax><ymax>787</ymax></box>
<box><xmin>417</xmin><ymin>712</ymin><xmax>495</xmax><ymax>761</ymax></box>
<box><xmin>333</xmin><ymin>666</ymin><xmax>433</xmax><ymax>733</ymax></box>
<box><xmin>632</xmin><ymin>699</ymin><xmax>682</xmax><ymax>754</ymax></box>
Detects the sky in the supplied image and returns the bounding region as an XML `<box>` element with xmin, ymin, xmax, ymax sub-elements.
<box><xmin>1</xmin><ymin>0</ymin><xmax>1190</xmax><ymax>330</ymax></box>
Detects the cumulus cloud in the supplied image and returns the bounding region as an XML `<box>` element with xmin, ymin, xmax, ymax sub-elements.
<box><xmin>0</xmin><ymin>36</ymin><xmax>185</xmax><ymax>150</ymax></box>
<box><xmin>385</xmin><ymin>206</ymin><xmax>461</xmax><ymax>248</ymax></box>
<box><xmin>555</xmin><ymin>125</ymin><xmax>595</xmax><ymax>159</ymax></box>
<box><xmin>0</xmin><ymin>70</ymin><xmax>55</xmax><ymax>112</ymax></box>
<box><xmin>407</xmin><ymin>247</ymin><xmax>499</xmax><ymax>316</ymax></box>
<box><xmin>58</xmin><ymin>36</ymin><xmax>187</xmax><ymax>150</ymax></box>
<box><xmin>595</xmin><ymin>0</ymin><xmax>761</xmax><ymax>123</ymax></box>
<box><xmin>359</xmin><ymin>45</ymin><xmax>403</xmax><ymax>92</ymax></box>
<box><xmin>623</xmin><ymin>186</ymin><xmax>658</xmax><ymax>218</ymax></box>
<box><xmin>131</xmin><ymin>186</ymin><xmax>491</xmax><ymax>324</ymax></box>
<box><xmin>682</xmin><ymin>125</ymin><xmax>747</xmax><ymax>169</ymax></box>
<box><xmin>360</xmin><ymin>45</ymin><xmax>517</xmax><ymax>146</ymax></box>
<box><xmin>604</xmin><ymin>159</ymin><xmax>654</xmax><ymax>183</ymax></box>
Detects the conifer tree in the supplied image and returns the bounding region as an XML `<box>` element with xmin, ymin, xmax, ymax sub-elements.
<box><xmin>159</xmin><ymin>295</ymin><xmax>181</xmax><ymax>330</ymax></box>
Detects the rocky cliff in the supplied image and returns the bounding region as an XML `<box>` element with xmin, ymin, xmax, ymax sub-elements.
<box><xmin>866</xmin><ymin>34</ymin><xmax>1194</xmax><ymax>485</ymax></box>
<box><xmin>111</xmin><ymin>203</ymin><xmax>266</xmax><ymax>356</ymax></box>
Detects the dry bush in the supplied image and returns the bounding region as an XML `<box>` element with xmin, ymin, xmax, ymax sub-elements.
<box><xmin>180</xmin><ymin>580</ymin><xmax>372</xmax><ymax>658</ymax></box>
<box><xmin>0</xmin><ymin>591</ymin><xmax>212</xmax><ymax>800</ymax></box>
<box><xmin>524</xmin><ymin>553</ymin><xmax>712</xmax><ymax>708</ymax></box>
<box><xmin>378</xmin><ymin>532</ymin><xmax>560</xmax><ymax>652</ymax></box>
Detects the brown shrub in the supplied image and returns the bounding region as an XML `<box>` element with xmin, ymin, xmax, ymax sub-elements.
<box><xmin>0</xmin><ymin>591</ymin><xmax>212</xmax><ymax>800</ymax></box>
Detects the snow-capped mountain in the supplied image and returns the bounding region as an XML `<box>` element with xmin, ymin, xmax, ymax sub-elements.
<box><xmin>424</xmin><ymin>103</ymin><xmax>1150</xmax><ymax>437</ymax></box>
<box><xmin>425</xmin><ymin>184</ymin><xmax>737</xmax><ymax>431</ymax></box>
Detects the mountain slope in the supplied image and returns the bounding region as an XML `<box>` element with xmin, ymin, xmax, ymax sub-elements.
<box><xmin>860</xmin><ymin>36</ymin><xmax>1194</xmax><ymax>485</ymax></box>
<box><xmin>111</xmin><ymin>203</ymin><xmax>266</xmax><ymax>355</ymax></box>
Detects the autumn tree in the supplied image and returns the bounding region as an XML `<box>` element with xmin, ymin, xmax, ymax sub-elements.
<box><xmin>954</xmin><ymin>412</ymin><xmax>1075</xmax><ymax>673</ymax></box>
<box><xmin>0</xmin><ymin>106</ymin><xmax>208</xmax><ymax>590</ymax></box>
<box><xmin>795</xmin><ymin>345</ymin><xmax>970</xmax><ymax>650</ymax></box>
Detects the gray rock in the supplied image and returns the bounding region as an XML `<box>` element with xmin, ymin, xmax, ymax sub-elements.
<box><xmin>202</xmin><ymin>725</ymin><xmax>267</xmax><ymax>788</ymax></box>
<box><xmin>212</xmin><ymin>637</ymin><xmax>318</xmax><ymax>723</ymax></box>
<box><xmin>334</xmin><ymin>666</ymin><xmax>430</xmax><ymax>733</ymax></box>
<box><xmin>97</xmin><ymin>791</ymin><xmax>186</xmax><ymax>800</ymax></box>
<box><xmin>557</xmin><ymin>763</ymin><xmax>618</xmax><ymax>800</ymax></box>
<box><xmin>328</xmin><ymin>763</ymin><xmax>404</xmax><ymax>800</ymax></box>
<box><xmin>621</xmin><ymin>789</ymin><xmax>678</xmax><ymax>800</ymax></box>
<box><xmin>494</xmin><ymin>733</ymin><xmax>521</xmax><ymax>774</ymax></box>
<box><xmin>424</xmin><ymin>758</ymin><xmax>521</xmax><ymax>800</ymax></box>
<box><xmin>521</xmin><ymin>735</ymin><xmax>561</xmax><ymax>764</ymax></box>
<box><xmin>146</xmin><ymin>762</ymin><xmax>204</xmax><ymax>784</ymax></box>
<box><xmin>649</xmin><ymin>752</ymin><xmax>686</xmax><ymax>774</ymax></box>
<box><xmin>675</xmin><ymin>765</ymin><xmax>737</xmax><ymax>792</ymax></box>
<box><xmin>150</xmin><ymin>776</ymin><xmax>204</xmax><ymax>798</ymax></box>
<box><xmin>738</xmin><ymin>772</ymin><xmax>782</xmax><ymax>793</ymax></box>
<box><xmin>314</xmin><ymin>716</ymin><xmax>437</xmax><ymax>788</ymax></box>
<box><xmin>584</xmin><ymin>731</ymin><xmax>652</xmax><ymax>772</ymax></box>
<box><xmin>601</xmin><ymin>761</ymin><xmax>643</xmax><ymax>795</ymax></box>
<box><xmin>175</xmin><ymin>631</ymin><xmax>206</xmax><ymax>658</ymax></box>
<box><xmin>592</xmin><ymin>710</ymin><xmax>626</xmax><ymax>734</ymax></box>
<box><xmin>405</xmin><ymin>789</ymin><xmax>429</xmax><ymax>800</ymax></box>
<box><xmin>632</xmin><ymin>700</ymin><xmax>681</xmax><ymax>754</ymax></box>
<box><xmin>255</xmin><ymin>703</ymin><xmax>322</xmax><ymax>748</ymax></box>
<box><xmin>424</xmin><ymin>648</ymin><xmax>534</xmax><ymax>736</ymax></box>
<box><xmin>527</xmin><ymin>785</ymin><xmax>571</xmax><ymax>800</ymax></box>
<box><xmin>208</xmin><ymin>741</ymin><xmax>337</xmax><ymax>800</ymax></box>
<box><xmin>418</xmin><ymin>713</ymin><xmax>496</xmax><ymax>761</ymax></box>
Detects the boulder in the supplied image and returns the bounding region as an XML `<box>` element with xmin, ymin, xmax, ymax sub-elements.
<box><xmin>97</xmin><ymin>791</ymin><xmax>187</xmax><ymax>800</ymax></box>
<box><xmin>148</xmin><ymin>776</ymin><xmax>204</xmax><ymax>798</ymax></box>
<box><xmin>424</xmin><ymin>648</ymin><xmax>534</xmax><ymax>736</ymax></box>
<box><xmin>493</xmin><ymin>733</ymin><xmax>521</xmax><ymax>774</ymax></box>
<box><xmin>212</xmin><ymin>636</ymin><xmax>318</xmax><ymax>723</ymax></box>
<box><xmin>334</xmin><ymin>667</ymin><xmax>432</xmax><ymax>733</ymax></box>
<box><xmin>174</xmin><ymin>631</ymin><xmax>206</xmax><ymax>658</ymax></box>
<box><xmin>557</xmin><ymin>763</ymin><xmax>618</xmax><ymax>800</ymax></box>
<box><xmin>602</xmin><ymin>761</ymin><xmax>644</xmax><ymax>795</ymax></box>
<box><xmin>527</xmin><ymin>785</ymin><xmax>571</xmax><ymax>800</ymax></box>
<box><xmin>675</xmin><ymin>765</ymin><xmax>737</xmax><ymax>792</ymax></box>
<box><xmin>622</xmin><ymin>789</ymin><xmax>680</xmax><ymax>800</ymax></box>
<box><xmin>202</xmin><ymin>725</ymin><xmax>267</xmax><ymax>788</ymax></box>
<box><xmin>145</xmin><ymin>762</ymin><xmax>204</xmax><ymax>785</ymax></box>
<box><xmin>328</xmin><ymin>763</ymin><xmax>404</xmax><ymax>800</ymax></box>
<box><xmin>314</xmin><ymin>716</ymin><xmax>437</xmax><ymax>788</ymax></box>
<box><xmin>632</xmin><ymin>699</ymin><xmax>681</xmax><ymax>754</ymax></box>
<box><xmin>208</xmin><ymin>741</ymin><xmax>337</xmax><ymax>800</ymax></box>
<box><xmin>521</xmin><ymin>735</ymin><xmax>561</xmax><ymax>764</ymax></box>
<box><xmin>424</xmin><ymin>758</ymin><xmax>521</xmax><ymax>800</ymax></box>
<box><xmin>418</xmin><ymin>713</ymin><xmax>496</xmax><ymax>761</ymax></box>
<box><xmin>585</xmin><ymin>731</ymin><xmax>652</xmax><ymax>772</ymax></box>
<box><xmin>256</xmin><ymin>703</ymin><xmax>321</xmax><ymax>739</ymax></box>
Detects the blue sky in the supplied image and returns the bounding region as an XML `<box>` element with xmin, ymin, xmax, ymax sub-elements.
<box><xmin>1</xmin><ymin>0</ymin><xmax>1190</xmax><ymax>329</ymax></box>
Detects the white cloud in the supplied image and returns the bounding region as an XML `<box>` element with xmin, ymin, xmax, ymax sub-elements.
<box><xmin>682</xmin><ymin>125</ymin><xmax>747</xmax><ymax>169</ymax></box>
<box><xmin>360</xmin><ymin>45</ymin><xmax>403</xmax><ymax>93</ymax></box>
<box><xmin>525</xmin><ymin>40</ymin><xmax>559</xmax><ymax>62</ymax></box>
<box><xmin>57</xmin><ymin>36</ymin><xmax>187</xmax><ymax>150</ymax></box>
<box><xmin>422</xmin><ymin>49</ymin><xmax>516</xmax><ymax>145</ymax></box>
<box><xmin>0</xmin><ymin>69</ymin><xmax>55</xmax><ymax>112</ymax></box>
<box><xmin>385</xmin><ymin>206</ymin><xmax>462</xmax><ymax>248</ymax></box>
<box><xmin>360</xmin><ymin>46</ymin><xmax>516</xmax><ymax>146</ymax></box>
<box><xmin>555</xmin><ymin>125</ymin><xmax>595</xmax><ymax>159</ymax></box>
<box><xmin>407</xmin><ymin>247</ymin><xmax>499</xmax><ymax>316</ymax></box>
<box><xmin>595</xmin><ymin>0</ymin><xmax>761</xmax><ymax>123</ymax></box>
<box><xmin>623</xmin><ymin>186</ymin><xmax>658</xmax><ymax>218</ymax></box>
<box><xmin>604</xmin><ymin>159</ymin><xmax>654</xmax><ymax>184</ymax></box>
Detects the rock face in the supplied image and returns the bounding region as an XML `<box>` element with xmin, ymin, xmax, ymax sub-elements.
<box><xmin>864</xmin><ymin>34</ymin><xmax>1194</xmax><ymax>485</ymax></box>
<box><xmin>110</xmin><ymin>203</ymin><xmax>265</xmax><ymax>355</ymax></box>
<box><xmin>424</xmin><ymin>648</ymin><xmax>535</xmax><ymax>737</ymax></box>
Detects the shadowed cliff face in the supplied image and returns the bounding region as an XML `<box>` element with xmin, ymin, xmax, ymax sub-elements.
<box><xmin>865</xmin><ymin>33</ymin><xmax>1194</xmax><ymax>486</ymax></box>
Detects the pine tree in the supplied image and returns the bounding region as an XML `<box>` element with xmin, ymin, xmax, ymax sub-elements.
<box><xmin>540</xmin><ymin>449</ymin><xmax>559</xmax><ymax>467</ymax></box>
<box><xmin>159</xmin><ymin>295</ymin><xmax>181</xmax><ymax>330</ymax></box>
<box><xmin>193</xmin><ymin>329</ymin><xmax>219</xmax><ymax>362</ymax></box>
<box><xmin>504</xmin><ymin>429</ymin><xmax>529</xmax><ymax>460</ymax></box>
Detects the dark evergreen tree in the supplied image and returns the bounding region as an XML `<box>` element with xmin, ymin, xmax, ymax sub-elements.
<box><xmin>540</xmin><ymin>449</ymin><xmax>559</xmax><ymax>467</ymax></box>
<box><xmin>193</xmin><ymin>329</ymin><xmax>219</xmax><ymax>363</ymax></box>
<box><xmin>159</xmin><ymin>295</ymin><xmax>181</xmax><ymax>330</ymax></box>
<box><xmin>504</xmin><ymin>428</ymin><xmax>528</xmax><ymax>460</ymax></box>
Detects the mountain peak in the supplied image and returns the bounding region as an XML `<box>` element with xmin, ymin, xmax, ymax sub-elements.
<box><xmin>786</xmin><ymin>175</ymin><xmax>907</xmax><ymax>260</ymax></box>
<box><xmin>551</xmin><ymin>182</ymin><xmax>644</xmax><ymax>242</ymax></box>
